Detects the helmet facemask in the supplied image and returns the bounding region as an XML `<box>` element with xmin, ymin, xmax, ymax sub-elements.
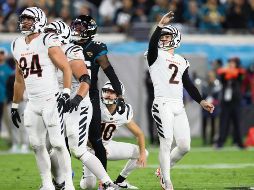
<box><xmin>70</xmin><ymin>15</ymin><xmax>97</xmax><ymax>42</ymax></box>
<box><xmin>19</xmin><ymin>7</ymin><xmax>47</xmax><ymax>36</ymax></box>
<box><xmin>19</xmin><ymin>14</ymin><xmax>37</xmax><ymax>35</ymax></box>
<box><xmin>101</xmin><ymin>81</ymin><xmax>125</xmax><ymax>105</ymax></box>
<box><xmin>158</xmin><ymin>25</ymin><xmax>181</xmax><ymax>51</ymax></box>
<box><xmin>101</xmin><ymin>88</ymin><xmax>117</xmax><ymax>105</ymax></box>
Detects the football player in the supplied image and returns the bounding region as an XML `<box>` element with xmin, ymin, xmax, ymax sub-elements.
<box><xmin>145</xmin><ymin>12</ymin><xmax>214</xmax><ymax>190</ymax></box>
<box><xmin>71</xmin><ymin>15</ymin><xmax>125</xmax><ymax>171</ymax></box>
<box><xmin>80</xmin><ymin>81</ymin><xmax>148</xmax><ymax>190</ymax></box>
<box><xmin>44</xmin><ymin>21</ymin><xmax>119</xmax><ymax>190</ymax></box>
<box><xmin>11</xmin><ymin>7</ymin><xmax>74</xmax><ymax>190</ymax></box>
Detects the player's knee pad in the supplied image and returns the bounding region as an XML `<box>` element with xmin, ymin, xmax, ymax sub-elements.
<box><xmin>71</xmin><ymin>146</ymin><xmax>89</xmax><ymax>159</ymax></box>
<box><xmin>80</xmin><ymin>176</ymin><xmax>96</xmax><ymax>190</ymax></box>
<box><xmin>177</xmin><ymin>140</ymin><xmax>190</xmax><ymax>155</ymax></box>
<box><xmin>49</xmin><ymin>137</ymin><xmax>65</xmax><ymax>150</ymax></box>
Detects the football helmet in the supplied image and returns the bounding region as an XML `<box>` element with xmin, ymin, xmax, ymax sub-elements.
<box><xmin>158</xmin><ymin>25</ymin><xmax>181</xmax><ymax>51</ymax></box>
<box><xmin>70</xmin><ymin>15</ymin><xmax>97</xmax><ymax>42</ymax></box>
<box><xmin>44</xmin><ymin>20</ymin><xmax>71</xmax><ymax>44</ymax></box>
<box><xmin>19</xmin><ymin>7</ymin><xmax>47</xmax><ymax>35</ymax></box>
<box><xmin>101</xmin><ymin>81</ymin><xmax>125</xmax><ymax>105</ymax></box>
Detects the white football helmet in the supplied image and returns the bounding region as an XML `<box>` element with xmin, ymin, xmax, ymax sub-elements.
<box><xmin>44</xmin><ymin>20</ymin><xmax>71</xmax><ymax>44</ymax></box>
<box><xmin>101</xmin><ymin>81</ymin><xmax>125</xmax><ymax>105</ymax></box>
<box><xmin>158</xmin><ymin>25</ymin><xmax>181</xmax><ymax>51</ymax></box>
<box><xmin>19</xmin><ymin>7</ymin><xmax>47</xmax><ymax>35</ymax></box>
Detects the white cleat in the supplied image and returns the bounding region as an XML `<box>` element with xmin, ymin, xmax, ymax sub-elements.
<box><xmin>115</xmin><ymin>181</ymin><xmax>138</xmax><ymax>189</ymax></box>
<box><xmin>155</xmin><ymin>168</ymin><xmax>166</xmax><ymax>190</ymax></box>
<box><xmin>103</xmin><ymin>181</ymin><xmax>120</xmax><ymax>190</ymax></box>
<box><xmin>155</xmin><ymin>168</ymin><xmax>174</xmax><ymax>190</ymax></box>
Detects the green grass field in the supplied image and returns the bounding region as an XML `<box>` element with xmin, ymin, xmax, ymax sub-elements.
<box><xmin>0</xmin><ymin>138</ymin><xmax>254</xmax><ymax>190</ymax></box>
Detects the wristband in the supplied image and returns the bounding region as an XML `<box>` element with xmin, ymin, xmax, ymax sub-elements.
<box><xmin>12</xmin><ymin>103</ymin><xmax>19</xmax><ymax>109</ymax></box>
<box><xmin>63</xmin><ymin>88</ymin><xmax>71</xmax><ymax>95</ymax></box>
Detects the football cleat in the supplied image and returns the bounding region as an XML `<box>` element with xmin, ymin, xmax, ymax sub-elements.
<box><xmin>103</xmin><ymin>181</ymin><xmax>120</xmax><ymax>190</ymax></box>
<box><xmin>155</xmin><ymin>168</ymin><xmax>166</xmax><ymax>190</ymax></box>
<box><xmin>52</xmin><ymin>179</ymin><xmax>65</xmax><ymax>190</ymax></box>
<box><xmin>155</xmin><ymin>168</ymin><xmax>174</xmax><ymax>190</ymax></box>
<box><xmin>115</xmin><ymin>181</ymin><xmax>139</xmax><ymax>189</ymax></box>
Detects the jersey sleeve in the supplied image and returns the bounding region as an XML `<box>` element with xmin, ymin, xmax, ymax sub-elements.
<box><xmin>125</xmin><ymin>104</ymin><xmax>134</xmax><ymax>123</ymax></box>
<box><xmin>43</xmin><ymin>33</ymin><xmax>61</xmax><ymax>48</ymax></box>
<box><xmin>93</xmin><ymin>41</ymin><xmax>108</xmax><ymax>61</ymax></box>
<box><xmin>65</xmin><ymin>45</ymin><xmax>84</xmax><ymax>61</ymax></box>
<box><xmin>184</xmin><ymin>57</ymin><xmax>190</xmax><ymax>70</ymax></box>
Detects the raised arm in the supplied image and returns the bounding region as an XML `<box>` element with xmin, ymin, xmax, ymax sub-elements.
<box><xmin>147</xmin><ymin>11</ymin><xmax>174</xmax><ymax>66</ymax></box>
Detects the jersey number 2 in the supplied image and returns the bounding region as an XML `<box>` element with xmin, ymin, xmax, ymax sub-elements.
<box><xmin>19</xmin><ymin>54</ymin><xmax>42</xmax><ymax>78</ymax></box>
<box><xmin>169</xmin><ymin>64</ymin><xmax>179</xmax><ymax>84</ymax></box>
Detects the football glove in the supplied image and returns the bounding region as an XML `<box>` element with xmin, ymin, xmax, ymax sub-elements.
<box><xmin>11</xmin><ymin>104</ymin><xmax>21</xmax><ymax>128</ymax></box>
<box><xmin>116</xmin><ymin>97</ymin><xmax>125</xmax><ymax>114</ymax></box>
<box><xmin>57</xmin><ymin>93</ymin><xmax>71</xmax><ymax>113</ymax></box>
<box><xmin>69</xmin><ymin>95</ymin><xmax>83</xmax><ymax>113</ymax></box>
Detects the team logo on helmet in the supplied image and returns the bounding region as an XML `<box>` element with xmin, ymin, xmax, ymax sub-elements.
<box><xmin>70</xmin><ymin>15</ymin><xmax>97</xmax><ymax>42</ymax></box>
<box><xmin>19</xmin><ymin>7</ymin><xmax>47</xmax><ymax>35</ymax></box>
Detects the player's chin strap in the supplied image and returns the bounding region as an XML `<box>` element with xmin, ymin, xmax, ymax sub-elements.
<box><xmin>79</xmin><ymin>74</ymin><xmax>91</xmax><ymax>86</ymax></box>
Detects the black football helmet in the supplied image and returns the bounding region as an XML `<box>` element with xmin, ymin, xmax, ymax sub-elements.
<box><xmin>71</xmin><ymin>15</ymin><xmax>97</xmax><ymax>41</ymax></box>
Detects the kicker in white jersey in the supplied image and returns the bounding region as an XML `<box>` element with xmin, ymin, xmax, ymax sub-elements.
<box><xmin>11</xmin><ymin>33</ymin><xmax>61</xmax><ymax>100</ymax></box>
<box><xmin>145</xmin><ymin>49</ymin><xmax>190</xmax><ymax>101</ymax></box>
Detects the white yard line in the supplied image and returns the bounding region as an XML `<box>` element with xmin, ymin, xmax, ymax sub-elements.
<box><xmin>148</xmin><ymin>163</ymin><xmax>254</xmax><ymax>169</ymax></box>
<box><xmin>147</xmin><ymin>147</ymin><xmax>254</xmax><ymax>152</ymax></box>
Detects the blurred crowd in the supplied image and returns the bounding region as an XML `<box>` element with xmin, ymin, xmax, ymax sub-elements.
<box><xmin>1</xmin><ymin>0</ymin><xmax>254</xmax><ymax>34</ymax></box>
<box><xmin>192</xmin><ymin>58</ymin><xmax>254</xmax><ymax>148</ymax></box>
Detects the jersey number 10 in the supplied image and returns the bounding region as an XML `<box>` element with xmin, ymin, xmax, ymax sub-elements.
<box><xmin>19</xmin><ymin>54</ymin><xmax>42</xmax><ymax>78</ymax></box>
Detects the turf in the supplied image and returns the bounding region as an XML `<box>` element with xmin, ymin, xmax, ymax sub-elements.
<box><xmin>0</xmin><ymin>139</ymin><xmax>254</xmax><ymax>190</ymax></box>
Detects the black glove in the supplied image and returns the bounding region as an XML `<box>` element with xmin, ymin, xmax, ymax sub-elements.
<box><xmin>69</xmin><ymin>95</ymin><xmax>83</xmax><ymax>113</ymax></box>
<box><xmin>11</xmin><ymin>108</ymin><xmax>21</xmax><ymax>128</ymax></box>
<box><xmin>57</xmin><ymin>93</ymin><xmax>71</xmax><ymax>113</ymax></box>
<box><xmin>116</xmin><ymin>97</ymin><xmax>125</xmax><ymax>114</ymax></box>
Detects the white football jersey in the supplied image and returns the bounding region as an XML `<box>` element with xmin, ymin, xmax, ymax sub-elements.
<box><xmin>11</xmin><ymin>33</ymin><xmax>61</xmax><ymax>100</ymax></box>
<box><xmin>100</xmin><ymin>102</ymin><xmax>133</xmax><ymax>143</ymax></box>
<box><xmin>58</xmin><ymin>43</ymin><xmax>91</xmax><ymax>99</ymax></box>
<box><xmin>145</xmin><ymin>49</ymin><xmax>190</xmax><ymax>101</ymax></box>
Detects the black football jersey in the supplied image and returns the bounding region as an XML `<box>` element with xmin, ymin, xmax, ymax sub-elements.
<box><xmin>78</xmin><ymin>40</ymin><xmax>108</xmax><ymax>93</ymax></box>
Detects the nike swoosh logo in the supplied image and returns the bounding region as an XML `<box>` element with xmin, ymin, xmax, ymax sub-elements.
<box><xmin>118</xmin><ymin>184</ymin><xmax>128</xmax><ymax>188</ymax></box>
